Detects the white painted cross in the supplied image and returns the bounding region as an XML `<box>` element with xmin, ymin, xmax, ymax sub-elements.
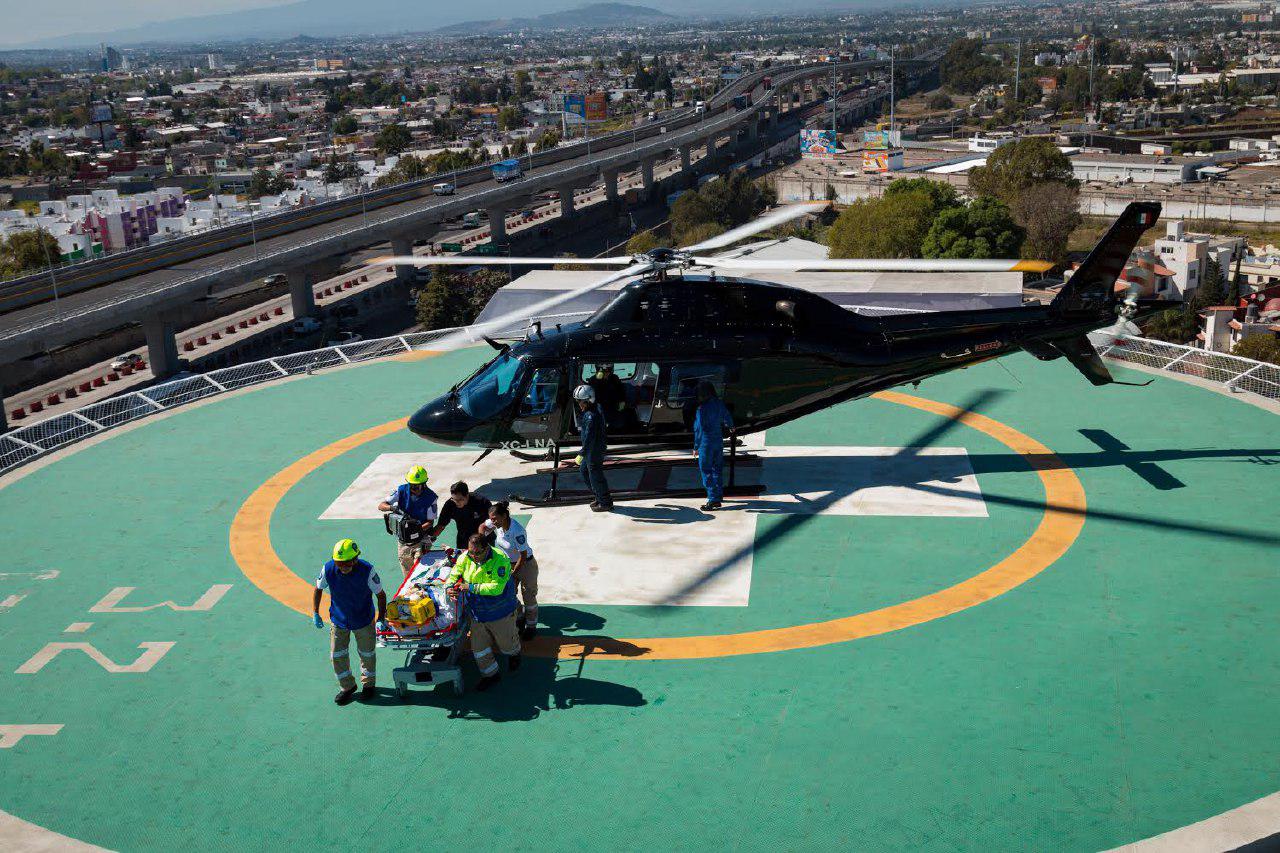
<box><xmin>320</xmin><ymin>438</ymin><xmax>986</xmax><ymax>608</ymax></box>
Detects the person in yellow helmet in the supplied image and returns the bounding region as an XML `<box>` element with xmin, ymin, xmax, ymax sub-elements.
<box><xmin>378</xmin><ymin>464</ymin><xmax>439</xmax><ymax>578</ymax></box>
<box><xmin>312</xmin><ymin>538</ymin><xmax>388</xmax><ymax>705</ymax></box>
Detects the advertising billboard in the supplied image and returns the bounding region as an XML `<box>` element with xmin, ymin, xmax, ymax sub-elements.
<box><xmin>564</xmin><ymin>94</ymin><xmax>585</xmax><ymax>119</ymax></box>
<box><xmin>89</xmin><ymin>103</ymin><xmax>114</xmax><ymax>124</ymax></box>
<box><xmin>800</xmin><ymin>129</ymin><xmax>840</xmax><ymax>159</ymax></box>
<box><xmin>585</xmin><ymin>92</ymin><xmax>608</xmax><ymax>122</ymax></box>
<box><xmin>862</xmin><ymin>129</ymin><xmax>890</xmax><ymax>150</ymax></box>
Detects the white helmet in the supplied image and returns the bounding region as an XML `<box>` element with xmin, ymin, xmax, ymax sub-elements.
<box><xmin>573</xmin><ymin>384</ymin><xmax>596</xmax><ymax>403</ymax></box>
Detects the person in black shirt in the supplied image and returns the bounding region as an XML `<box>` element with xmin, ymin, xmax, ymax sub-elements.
<box><xmin>429</xmin><ymin>481</ymin><xmax>493</xmax><ymax>549</ymax></box>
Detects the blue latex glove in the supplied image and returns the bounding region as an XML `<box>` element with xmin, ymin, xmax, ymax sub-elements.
<box><xmin>311</xmin><ymin>612</ymin><xmax>323</xmax><ymax>629</ymax></box>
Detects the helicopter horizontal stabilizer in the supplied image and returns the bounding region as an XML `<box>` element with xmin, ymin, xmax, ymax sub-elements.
<box><xmin>1051</xmin><ymin>335</ymin><xmax>1115</xmax><ymax>386</ymax></box>
<box><xmin>1051</xmin><ymin>201</ymin><xmax>1162</xmax><ymax>314</ymax></box>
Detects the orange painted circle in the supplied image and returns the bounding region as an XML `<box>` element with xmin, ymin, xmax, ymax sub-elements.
<box><xmin>229</xmin><ymin>390</ymin><xmax>1086</xmax><ymax>660</ymax></box>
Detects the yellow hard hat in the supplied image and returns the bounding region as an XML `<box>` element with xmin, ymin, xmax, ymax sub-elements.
<box><xmin>332</xmin><ymin>538</ymin><xmax>360</xmax><ymax>562</ymax></box>
<box><xmin>406</xmin><ymin>465</ymin><xmax>429</xmax><ymax>485</ymax></box>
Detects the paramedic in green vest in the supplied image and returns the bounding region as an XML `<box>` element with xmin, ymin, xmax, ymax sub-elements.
<box><xmin>446</xmin><ymin>532</ymin><xmax>521</xmax><ymax>692</ymax></box>
<box><xmin>312</xmin><ymin>538</ymin><xmax>389</xmax><ymax>706</ymax></box>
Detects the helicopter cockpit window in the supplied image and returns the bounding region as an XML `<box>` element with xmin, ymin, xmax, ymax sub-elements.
<box><xmin>519</xmin><ymin>366</ymin><xmax>561</xmax><ymax>417</ymax></box>
<box><xmin>665</xmin><ymin>363</ymin><xmax>730</xmax><ymax>408</ymax></box>
<box><xmin>457</xmin><ymin>352</ymin><xmax>526</xmax><ymax>420</ymax></box>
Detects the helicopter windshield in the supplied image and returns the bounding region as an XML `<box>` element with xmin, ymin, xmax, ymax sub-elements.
<box><xmin>457</xmin><ymin>351</ymin><xmax>527</xmax><ymax>420</ymax></box>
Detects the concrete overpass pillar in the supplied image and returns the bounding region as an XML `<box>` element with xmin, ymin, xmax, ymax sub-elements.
<box><xmin>487</xmin><ymin>206</ymin><xmax>507</xmax><ymax>243</ymax></box>
<box><xmin>747</xmin><ymin>119</ymin><xmax>759</xmax><ymax>141</ymax></box>
<box><xmin>142</xmin><ymin>317</ymin><xmax>180</xmax><ymax>380</ymax></box>
<box><xmin>640</xmin><ymin>158</ymin><xmax>656</xmax><ymax>193</ymax></box>
<box><xmin>558</xmin><ymin>186</ymin><xmax>576</xmax><ymax>218</ymax></box>
<box><xmin>286</xmin><ymin>269</ymin><xmax>316</xmax><ymax>319</ymax></box>
<box><xmin>603</xmin><ymin>169</ymin><xmax>619</xmax><ymax>205</ymax></box>
<box><xmin>705</xmin><ymin>137</ymin><xmax>716</xmax><ymax>165</ymax></box>
<box><xmin>391</xmin><ymin>236</ymin><xmax>413</xmax><ymax>283</ymax></box>
<box><xmin>679</xmin><ymin>145</ymin><xmax>692</xmax><ymax>173</ymax></box>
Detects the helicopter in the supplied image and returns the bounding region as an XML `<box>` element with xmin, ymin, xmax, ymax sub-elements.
<box><xmin>378</xmin><ymin>200</ymin><xmax>1165</xmax><ymax>493</ymax></box>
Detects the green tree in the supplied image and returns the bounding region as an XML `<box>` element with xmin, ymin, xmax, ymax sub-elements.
<box><xmin>625</xmin><ymin>230</ymin><xmax>672</xmax><ymax>254</ymax></box>
<box><xmin>827</xmin><ymin>191</ymin><xmax>939</xmax><ymax>259</ymax></box>
<box><xmin>940</xmin><ymin>38</ymin><xmax>1004</xmax><ymax>94</ymax></box>
<box><xmin>968</xmin><ymin>138</ymin><xmax>1078</xmax><ymax>204</ymax></box>
<box><xmin>0</xmin><ymin>228</ymin><xmax>61</xmax><ymax>276</ymax></box>
<box><xmin>375</xmin><ymin>123</ymin><xmax>412</xmax><ymax>155</ymax></box>
<box><xmin>1010</xmin><ymin>182</ymin><xmax>1081</xmax><ymax>265</ymax></box>
<box><xmin>921</xmin><ymin>196</ymin><xmax>1023</xmax><ymax>259</ymax></box>
<box><xmin>323</xmin><ymin>154</ymin><xmax>358</xmax><ymax>183</ymax></box>
<box><xmin>535</xmin><ymin>129</ymin><xmax>561</xmax><ymax>151</ymax></box>
<box><xmin>669</xmin><ymin>172</ymin><xmax>775</xmax><ymax>246</ymax></box>
<box><xmin>414</xmin><ymin>267</ymin><xmax>461</xmax><ymax>330</ymax></box>
<box><xmin>248</xmin><ymin>168</ymin><xmax>293</xmax><ymax>198</ymax></box>
<box><xmin>1199</xmin><ymin>258</ymin><xmax>1225</xmax><ymax>304</ymax></box>
<box><xmin>884</xmin><ymin>177</ymin><xmax>963</xmax><ymax>218</ymax></box>
<box><xmin>1232</xmin><ymin>334</ymin><xmax>1280</xmax><ymax>365</ymax></box>
<box><xmin>497</xmin><ymin>106</ymin><xmax>522</xmax><ymax>131</ymax></box>
<box><xmin>675</xmin><ymin>222</ymin><xmax>726</xmax><ymax>248</ymax></box>
<box><xmin>333</xmin><ymin>115</ymin><xmax>358</xmax><ymax>135</ymax></box>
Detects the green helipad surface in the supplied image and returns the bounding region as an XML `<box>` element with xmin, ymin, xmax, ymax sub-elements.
<box><xmin>2</xmin><ymin>349</ymin><xmax>1278</xmax><ymax>851</ymax></box>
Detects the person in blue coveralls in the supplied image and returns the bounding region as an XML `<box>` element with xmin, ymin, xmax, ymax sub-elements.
<box><xmin>312</xmin><ymin>538</ymin><xmax>389</xmax><ymax>706</ymax></box>
<box><xmin>692</xmin><ymin>381</ymin><xmax>733</xmax><ymax>512</ymax></box>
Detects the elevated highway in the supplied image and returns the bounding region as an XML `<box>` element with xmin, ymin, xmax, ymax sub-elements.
<box><xmin>0</xmin><ymin>52</ymin><xmax>940</xmax><ymax>396</ymax></box>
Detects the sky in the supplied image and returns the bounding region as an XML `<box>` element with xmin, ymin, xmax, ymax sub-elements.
<box><xmin>0</xmin><ymin>0</ymin><xmax>293</xmax><ymax>46</ymax></box>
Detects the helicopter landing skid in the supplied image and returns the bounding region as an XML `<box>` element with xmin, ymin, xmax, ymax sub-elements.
<box><xmin>534</xmin><ymin>454</ymin><xmax>761</xmax><ymax>476</ymax></box>
<box><xmin>510</xmin><ymin>484</ymin><xmax>767</xmax><ymax>508</ymax></box>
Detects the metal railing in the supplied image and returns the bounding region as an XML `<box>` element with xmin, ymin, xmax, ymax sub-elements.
<box><xmin>1092</xmin><ymin>333</ymin><xmax>1280</xmax><ymax>400</ymax></box>
<box><xmin>13</xmin><ymin>324</ymin><xmax>1258</xmax><ymax>480</ymax></box>
<box><xmin>0</xmin><ymin>327</ymin><xmax>461</xmax><ymax>476</ymax></box>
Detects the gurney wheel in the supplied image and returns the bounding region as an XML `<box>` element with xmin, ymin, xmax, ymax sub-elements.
<box><xmin>395</xmin><ymin>681</ymin><xmax>408</xmax><ymax>700</ymax></box>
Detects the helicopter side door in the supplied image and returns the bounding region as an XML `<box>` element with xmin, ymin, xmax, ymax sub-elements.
<box><xmin>648</xmin><ymin>360</ymin><xmax>740</xmax><ymax>435</ymax></box>
<box><xmin>510</xmin><ymin>364</ymin><xmax>566</xmax><ymax>444</ymax></box>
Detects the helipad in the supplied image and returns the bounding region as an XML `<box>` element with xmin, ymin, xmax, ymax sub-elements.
<box><xmin>2</xmin><ymin>347</ymin><xmax>1278</xmax><ymax>851</ymax></box>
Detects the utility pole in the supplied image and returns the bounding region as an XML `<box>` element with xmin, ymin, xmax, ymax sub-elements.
<box><xmin>1088</xmin><ymin>40</ymin><xmax>1096</xmax><ymax>116</ymax></box>
<box><xmin>889</xmin><ymin>46</ymin><xmax>895</xmax><ymax>142</ymax></box>
<box><xmin>1013</xmin><ymin>37</ymin><xmax>1021</xmax><ymax>106</ymax></box>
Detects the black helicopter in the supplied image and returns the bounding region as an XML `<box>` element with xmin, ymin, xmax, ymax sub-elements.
<box><xmin>384</xmin><ymin>200</ymin><xmax>1164</xmax><ymax>465</ymax></box>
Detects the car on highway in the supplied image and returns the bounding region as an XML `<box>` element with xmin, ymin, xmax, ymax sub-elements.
<box><xmin>432</xmin><ymin>182</ymin><xmax>455</xmax><ymax>196</ymax></box>
<box><xmin>290</xmin><ymin>317</ymin><xmax>322</xmax><ymax>336</ymax></box>
<box><xmin>110</xmin><ymin>353</ymin><xmax>145</xmax><ymax>371</ymax></box>
<box><xmin>462</xmin><ymin>211</ymin><xmax>488</xmax><ymax>227</ymax></box>
<box><xmin>532</xmin><ymin>190</ymin><xmax>559</xmax><ymax>202</ymax></box>
<box><xmin>520</xmin><ymin>209</ymin><xmax>537</xmax><ymax>219</ymax></box>
<box><xmin>264</xmin><ymin>273</ymin><xmax>287</xmax><ymax>286</ymax></box>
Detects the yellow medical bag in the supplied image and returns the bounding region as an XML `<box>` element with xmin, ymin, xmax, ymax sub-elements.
<box><xmin>387</xmin><ymin>594</ymin><xmax>436</xmax><ymax>627</ymax></box>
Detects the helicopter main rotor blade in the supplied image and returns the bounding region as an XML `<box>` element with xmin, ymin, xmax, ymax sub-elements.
<box><xmin>680</xmin><ymin>202</ymin><xmax>829</xmax><ymax>253</ymax></box>
<box><xmin>687</xmin><ymin>257</ymin><xmax>1056</xmax><ymax>273</ymax></box>
<box><xmin>371</xmin><ymin>255</ymin><xmax>635</xmax><ymax>267</ymax></box>
<box><xmin>419</xmin><ymin>262</ymin><xmax>656</xmax><ymax>354</ymax></box>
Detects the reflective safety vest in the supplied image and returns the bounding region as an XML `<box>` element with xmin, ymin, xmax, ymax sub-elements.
<box><xmin>446</xmin><ymin>549</ymin><xmax>517</xmax><ymax>623</ymax></box>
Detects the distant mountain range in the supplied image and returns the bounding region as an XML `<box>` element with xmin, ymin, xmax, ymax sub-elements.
<box><xmin>437</xmin><ymin>4</ymin><xmax>677</xmax><ymax>35</ymax></box>
<box><xmin>10</xmin><ymin>0</ymin><xmax>977</xmax><ymax>50</ymax></box>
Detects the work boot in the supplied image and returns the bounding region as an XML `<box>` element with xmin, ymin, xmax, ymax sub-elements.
<box><xmin>507</xmin><ymin>653</ymin><xmax>522</xmax><ymax>672</ymax></box>
<box><xmin>588</xmin><ymin>500</ymin><xmax>601</xmax><ymax>509</ymax></box>
<box><xmin>334</xmin><ymin>687</ymin><xmax>356</xmax><ymax>706</ymax></box>
<box><xmin>700</xmin><ymin>501</ymin><xmax>723</xmax><ymax>512</ymax></box>
<box><xmin>475</xmin><ymin>673</ymin><xmax>501</xmax><ymax>692</ymax></box>
<box><xmin>359</xmin><ymin>684</ymin><xmax>376</xmax><ymax>700</ymax></box>
<box><xmin>591</xmin><ymin>502</ymin><xmax>613</xmax><ymax>512</ymax></box>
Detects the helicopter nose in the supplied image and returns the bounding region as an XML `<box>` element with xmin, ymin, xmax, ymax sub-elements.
<box><xmin>407</xmin><ymin>396</ymin><xmax>472</xmax><ymax>446</ymax></box>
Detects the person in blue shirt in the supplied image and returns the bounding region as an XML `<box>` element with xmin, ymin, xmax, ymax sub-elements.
<box><xmin>692</xmin><ymin>381</ymin><xmax>734</xmax><ymax>512</ymax></box>
<box><xmin>311</xmin><ymin>538</ymin><xmax>389</xmax><ymax>706</ymax></box>
<box><xmin>574</xmin><ymin>384</ymin><xmax>612</xmax><ymax>512</ymax></box>
<box><xmin>378</xmin><ymin>464</ymin><xmax>438</xmax><ymax>578</ymax></box>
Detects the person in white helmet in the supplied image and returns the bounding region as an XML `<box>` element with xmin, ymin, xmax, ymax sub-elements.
<box><xmin>574</xmin><ymin>384</ymin><xmax>612</xmax><ymax>511</ymax></box>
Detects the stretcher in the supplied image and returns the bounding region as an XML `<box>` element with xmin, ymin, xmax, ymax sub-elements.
<box><xmin>375</xmin><ymin>549</ymin><xmax>471</xmax><ymax>698</ymax></box>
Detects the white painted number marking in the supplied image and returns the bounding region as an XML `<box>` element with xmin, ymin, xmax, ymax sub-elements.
<box><xmin>16</xmin><ymin>642</ymin><xmax>176</xmax><ymax>674</ymax></box>
<box><xmin>89</xmin><ymin>584</ymin><xmax>232</xmax><ymax>613</ymax></box>
<box><xmin>0</xmin><ymin>725</ymin><xmax>63</xmax><ymax>748</ymax></box>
